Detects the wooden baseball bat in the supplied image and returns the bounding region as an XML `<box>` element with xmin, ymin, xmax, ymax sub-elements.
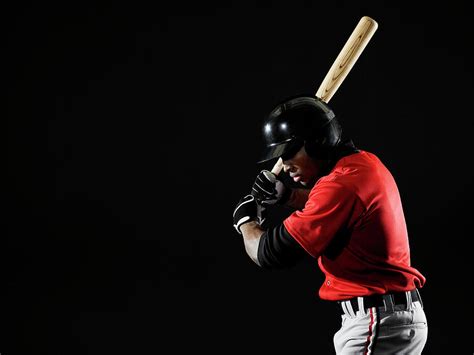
<box><xmin>271</xmin><ymin>16</ymin><xmax>378</xmax><ymax>175</ymax></box>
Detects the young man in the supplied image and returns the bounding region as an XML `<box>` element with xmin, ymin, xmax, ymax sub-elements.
<box><xmin>232</xmin><ymin>95</ymin><xmax>428</xmax><ymax>354</ymax></box>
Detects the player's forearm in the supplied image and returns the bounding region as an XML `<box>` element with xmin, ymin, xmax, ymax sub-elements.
<box><xmin>240</xmin><ymin>221</ymin><xmax>265</xmax><ymax>266</ymax></box>
<box><xmin>285</xmin><ymin>188</ymin><xmax>311</xmax><ymax>210</ymax></box>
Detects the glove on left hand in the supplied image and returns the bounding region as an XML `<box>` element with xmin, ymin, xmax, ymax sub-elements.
<box><xmin>251</xmin><ymin>170</ymin><xmax>290</xmax><ymax>205</ymax></box>
<box><xmin>233</xmin><ymin>194</ymin><xmax>266</xmax><ymax>234</ymax></box>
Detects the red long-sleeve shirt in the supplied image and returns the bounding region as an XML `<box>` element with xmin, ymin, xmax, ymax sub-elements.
<box><xmin>283</xmin><ymin>150</ymin><xmax>426</xmax><ymax>301</ymax></box>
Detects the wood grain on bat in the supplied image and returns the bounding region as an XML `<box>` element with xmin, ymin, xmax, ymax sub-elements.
<box><xmin>316</xmin><ymin>16</ymin><xmax>378</xmax><ymax>103</ymax></box>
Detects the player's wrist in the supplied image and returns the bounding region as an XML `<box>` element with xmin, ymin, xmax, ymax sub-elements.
<box><xmin>240</xmin><ymin>220</ymin><xmax>260</xmax><ymax>232</ymax></box>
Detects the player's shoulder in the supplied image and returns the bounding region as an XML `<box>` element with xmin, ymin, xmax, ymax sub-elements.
<box><xmin>318</xmin><ymin>150</ymin><xmax>383</xmax><ymax>188</ymax></box>
<box><xmin>338</xmin><ymin>150</ymin><xmax>387</xmax><ymax>171</ymax></box>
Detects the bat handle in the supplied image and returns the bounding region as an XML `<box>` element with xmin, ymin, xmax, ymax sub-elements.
<box><xmin>271</xmin><ymin>158</ymin><xmax>284</xmax><ymax>175</ymax></box>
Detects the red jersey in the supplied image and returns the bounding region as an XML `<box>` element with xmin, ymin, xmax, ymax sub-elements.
<box><xmin>283</xmin><ymin>151</ymin><xmax>426</xmax><ymax>301</ymax></box>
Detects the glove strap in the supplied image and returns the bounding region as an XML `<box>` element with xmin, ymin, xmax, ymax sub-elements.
<box><xmin>233</xmin><ymin>216</ymin><xmax>252</xmax><ymax>234</ymax></box>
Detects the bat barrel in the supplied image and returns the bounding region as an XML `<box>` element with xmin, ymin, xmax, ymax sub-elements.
<box><xmin>316</xmin><ymin>16</ymin><xmax>378</xmax><ymax>103</ymax></box>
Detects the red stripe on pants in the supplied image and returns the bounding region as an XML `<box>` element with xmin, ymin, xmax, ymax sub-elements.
<box><xmin>364</xmin><ymin>308</ymin><xmax>375</xmax><ymax>355</ymax></box>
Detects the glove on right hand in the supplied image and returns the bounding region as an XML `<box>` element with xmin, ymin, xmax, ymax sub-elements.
<box><xmin>251</xmin><ymin>170</ymin><xmax>290</xmax><ymax>206</ymax></box>
<box><xmin>233</xmin><ymin>194</ymin><xmax>258</xmax><ymax>234</ymax></box>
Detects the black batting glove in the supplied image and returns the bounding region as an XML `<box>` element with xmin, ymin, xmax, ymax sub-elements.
<box><xmin>233</xmin><ymin>194</ymin><xmax>266</xmax><ymax>234</ymax></box>
<box><xmin>251</xmin><ymin>170</ymin><xmax>291</xmax><ymax>206</ymax></box>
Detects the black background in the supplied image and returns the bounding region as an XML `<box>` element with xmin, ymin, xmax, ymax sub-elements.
<box><xmin>5</xmin><ymin>1</ymin><xmax>472</xmax><ymax>354</ymax></box>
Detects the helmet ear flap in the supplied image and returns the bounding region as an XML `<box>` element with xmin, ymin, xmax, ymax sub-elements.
<box><xmin>304</xmin><ymin>118</ymin><xmax>343</xmax><ymax>159</ymax></box>
<box><xmin>304</xmin><ymin>140</ymin><xmax>330</xmax><ymax>159</ymax></box>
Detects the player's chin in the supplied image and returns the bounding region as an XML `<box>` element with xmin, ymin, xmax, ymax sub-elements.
<box><xmin>300</xmin><ymin>177</ymin><xmax>317</xmax><ymax>188</ymax></box>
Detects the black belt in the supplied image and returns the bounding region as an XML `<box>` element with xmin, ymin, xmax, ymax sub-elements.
<box><xmin>339</xmin><ymin>289</ymin><xmax>422</xmax><ymax>314</ymax></box>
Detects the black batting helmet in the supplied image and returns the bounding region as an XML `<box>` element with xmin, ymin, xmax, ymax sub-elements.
<box><xmin>258</xmin><ymin>95</ymin><xmax>342</xmax><ymax>163</ymax></box>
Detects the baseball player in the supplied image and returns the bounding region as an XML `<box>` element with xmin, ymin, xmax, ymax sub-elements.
<box><xmin>232</xmin><ymin>95</ymin><xmax>428</xmax><ymax>354</ymax></box>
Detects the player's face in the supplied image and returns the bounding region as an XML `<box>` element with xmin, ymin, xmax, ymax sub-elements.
<box><xmin>281</xmin><ymin>146</ymin><xmax>325</xmax><ymax>187</ymax></box>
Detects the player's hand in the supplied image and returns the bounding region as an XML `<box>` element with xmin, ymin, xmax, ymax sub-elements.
<box><xmin>233</xmin><ymin>194</ymin><xmax>264</xmax><ymax>234</ymax></box>
<box><xmin>251</xmin><ymin>170</ymin><xmax>290</xmax><ymax>205</ymax></box>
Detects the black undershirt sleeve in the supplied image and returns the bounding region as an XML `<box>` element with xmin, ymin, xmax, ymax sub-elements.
<box><xmin>257</xmin><ymin>223</ymin><xmax>308</xmax><ymax>269</ymax></box>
